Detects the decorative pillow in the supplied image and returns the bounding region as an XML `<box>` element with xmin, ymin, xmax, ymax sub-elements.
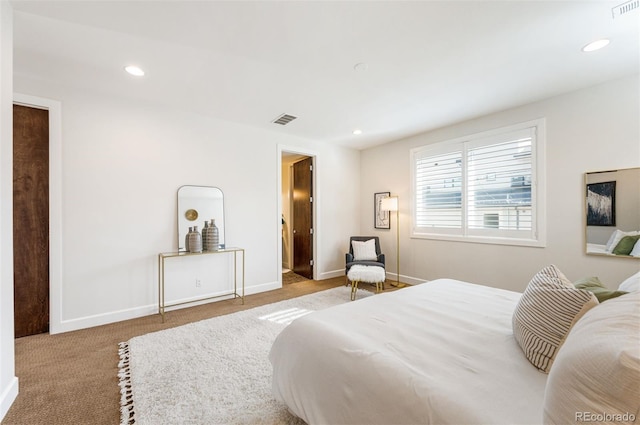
<box><xmin>630</xmin><ymin>239</ymin><xmax>640</xmax><ymax>257</ymax></box>
<box><xmin>604</xmin><ymin>230</ymin><xmax>623</xmax><ymax>252</ymax></box>
<box><xmin>573</xmin><ymin>276</ymin><xmax>627</xmax><ymax>302</ymax></box>
<box><xmin>612</xmin><ymin>235</ymin><xmax>640</xmax><ymax>255</ymax></box>
<box><xmin>618</xmin><ymin>271</ymin><xmax>640</xmax><ymax>293</ymax></box>
<box><xmin>606</xmin><ymin>230</ymin><xmax>640</xmax><ymax>253</ymax></box>
<box><xmin>512</xmin><ymin>265</ymin><xmax>599</xmax><ymax>373</ymax></box>
<box><xmin>543</xmin><ymin>291</ymin><xmax>640</xmax><ymax>424</ymax></box>
<box><xmin>351</xmin><ymin>239</ymin><xmax>377</xmax><ymax>261</ymax></box>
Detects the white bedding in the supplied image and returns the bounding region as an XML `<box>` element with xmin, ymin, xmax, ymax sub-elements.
<box><xmin>586</xmin><ymin>242</ymin><xmax>607</xmax><ymax>254</ymax></box>
<box><xmin>269</xmin><ymin>279</ymin><xmax>548</xmax><ymax>425</ymax></box>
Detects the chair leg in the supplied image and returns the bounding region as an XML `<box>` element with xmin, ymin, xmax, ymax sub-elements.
<box><xmin>350</xmin><ymin>281</ymin><xmax>359</xmax><ymax>301</ymax></box>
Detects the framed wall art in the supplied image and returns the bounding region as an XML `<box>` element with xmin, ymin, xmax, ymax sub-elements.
<box><xmin>586</xmin><ymin>181</ymin><xmax>616</xmax><ymax>226</ymax></box>
<box><xmin>374</xmin><ymin>192</ymin><xmax>391</xmax><ymax>229</ymax></box>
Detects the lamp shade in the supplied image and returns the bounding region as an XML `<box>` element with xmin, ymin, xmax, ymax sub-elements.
<box><xmin>380</xmin><ymin>196</ymin><xmax>398</xmax><ymax>212</ymax></box>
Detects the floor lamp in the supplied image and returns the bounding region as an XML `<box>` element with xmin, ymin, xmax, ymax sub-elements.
<box><xmin>380</xmin><ymin>196</ymin><xmax>406</xmax><ymax>288</ymax></box>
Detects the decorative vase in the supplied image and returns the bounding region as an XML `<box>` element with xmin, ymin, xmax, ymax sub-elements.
<box><xmin>210</xmin><ymin>219</ymin><xmax>219</xmax><ymax>251</ymax></box>
<box><xmin>202</xmin><ymin>220</ymin><xmax>215</xmax><ymax>252</ymax></box>
<box><xmin>188</xmin><ymin>225</ymin><xmax>202</xmax><ymax>253</ymax></box>
<box><xmin>185</xmin><ymin>226</ymin><xmax>193</xmax><ymax>252</ymax></box>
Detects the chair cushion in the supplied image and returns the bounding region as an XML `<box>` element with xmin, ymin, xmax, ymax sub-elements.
<box><xmin>347</xmin><ymin>265</ymin><xmax>386</xmax><ymax>283</ymax></box>
<box><xmin>347</xmin><ymin>261</ymin><xmax>384</xmax><ymax>269</ymax></box>
<box><xmin>352</xmin><ymin>239</ymin><xmax>377</xmax><ymax>261</ymax></box>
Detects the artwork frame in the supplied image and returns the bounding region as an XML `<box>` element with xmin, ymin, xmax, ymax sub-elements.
<box><xmin>374</xmin><ymin>192</ymin><xmax>391</xmax><ymax>229</ymax></box>
<box><xmin>586</xmin><ymin>181</ymin><xmax>616</xmax><ymax>226</ymax></box>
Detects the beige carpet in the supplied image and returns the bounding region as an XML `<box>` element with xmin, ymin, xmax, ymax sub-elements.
<box><xmin>2</xmin><ymin>277</ymin><xmax>351</xmax><ymax>425</ymax></box>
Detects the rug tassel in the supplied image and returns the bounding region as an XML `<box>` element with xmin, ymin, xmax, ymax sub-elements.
<box><xmin>118</xmin><ymin>341</ymin><xmax>136</xmax><ymax>425</ymax></box>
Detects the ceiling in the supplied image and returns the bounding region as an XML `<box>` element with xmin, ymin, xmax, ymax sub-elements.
<box><xmin>10</xmin><ymin>0</ymin><xmax>640</xmax><ymax>150</ymax></box>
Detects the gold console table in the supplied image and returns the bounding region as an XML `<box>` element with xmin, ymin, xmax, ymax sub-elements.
<box><xmin>158</xmin><ymin>247</ymin><xmax>245</xmax><ymax>322</ymax></box>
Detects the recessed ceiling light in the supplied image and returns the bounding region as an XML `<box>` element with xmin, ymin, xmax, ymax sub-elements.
<box><xmin>582</xmin><ymin>39</ymin><xmax>610</xmax><ymax>52</ymax></box>
<box><xmin>353</xmin><ymin>129</ymin><xmax>362</xmax><ymax>135</ymax></box>
<box><xmin>353</xmin><ymin>63</ymin><xmax>368</xmax><ymax>72</ymax></box>
<box><xmin>124</xmin><ymin>65</ymin><xmax>145</xmax><ymax>76</ymax></box>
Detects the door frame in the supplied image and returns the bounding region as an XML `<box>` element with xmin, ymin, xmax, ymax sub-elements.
<box><xmin>13</xmin><ymin>94</ymin><xmax>63</xmax><ymax>335</ymax></box>
<box><xmin>277</xmin><ymin>145</ymin><xmax>318</xmax><ymax>285</ymax></box>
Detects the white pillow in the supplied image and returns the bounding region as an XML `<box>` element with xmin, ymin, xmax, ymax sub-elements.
<box><xmin>606</xmin><ymin>230</ymin><xmax>640</xmax><ymax>253</ymax></box>
<box><xmin>351</xmin><ymin>239</ymin><xmax>377</xmax><ymax>261</ymax></box>
<box><xmin>543</xmin><ymin>291</ymin><xmax>640</xmax><ymax>424</ymax></box>
<box><xmin>618</xmin><ymin>271</ymin><xmax>640</xmax><ymax>293</ymax></box>
<box><xmin>604</xmin><ymin>230</ymin><xmax>622</xmax><ymax>252</ymax></box>
<box><xmin>629</xmin><ymin>239</ymin><xmax>640</xmax><ymax>257</ymax></box>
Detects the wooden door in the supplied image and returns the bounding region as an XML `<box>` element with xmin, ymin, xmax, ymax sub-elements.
<box><xmin>13</xmin><ymin>104</ymin><xmax>50</xmax><ymax>338</ymax></box>
<box><xmin>292</xmin><ymin>157</ymin><xmax>313</xmax><ymax>279</ymax></box>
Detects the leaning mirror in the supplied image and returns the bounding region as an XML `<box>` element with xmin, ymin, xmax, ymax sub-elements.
<box><xmin>585</xmin><ymin>167</ymin><xmax>639</xmax><ymax>259</ymax></box>
<box><xmin>177</xmin><ymin>185</ymin><xmax>225</xmax><ymax>251</ymax></box>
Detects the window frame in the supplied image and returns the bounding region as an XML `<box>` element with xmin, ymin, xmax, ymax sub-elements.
<box><xmin>410</xmin><ymin>119</ymin><xmax>546</xmax><ymax>247</ymax></box>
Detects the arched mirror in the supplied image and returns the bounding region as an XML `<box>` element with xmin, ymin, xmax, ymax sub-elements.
<box><xmin>585</xmin><ymin>167</ymin><xmax>639</xmax><ymax>259</ymax></box>
<box><xmin>178</xmin><ymin>185</ymin><xmax>225</xmax><ymax>251</ymax></box>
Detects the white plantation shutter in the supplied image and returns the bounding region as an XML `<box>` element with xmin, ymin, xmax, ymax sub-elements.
<box><xmin>466</xmin><ymin>128</ymin><xmax>534</xmax><ymax>238</ymax></box>
<box><xmin>415</xmin><ymin>150</ymin><xmax>463</xmax><ymax>230</ymax></box>
<box><xmin>411</xmin><ymin>121</ymin><xmax>544</xmax><ymax>246</ymax></box>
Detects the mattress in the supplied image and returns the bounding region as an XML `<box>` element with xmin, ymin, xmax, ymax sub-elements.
<box><xmin>269</xmin><ymin>279</ymin><xmax>548</xmax><ymax>425</ymax></box>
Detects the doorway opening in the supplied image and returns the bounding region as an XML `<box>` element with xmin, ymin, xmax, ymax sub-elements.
<box><xmin>280</xmin><ymin>150</ymin><xmax>315</xmax><ymax>284</ymax></box>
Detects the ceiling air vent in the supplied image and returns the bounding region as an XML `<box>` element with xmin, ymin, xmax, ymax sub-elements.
<box><xmin>612</xmin><ymin>0</ymin><xmax>639</xmax><ymax>18</ymax></box>
<box><xmin>272</xmin><ymin>114</ymin><xmax>297</xmax><ymax>126</ymax></box>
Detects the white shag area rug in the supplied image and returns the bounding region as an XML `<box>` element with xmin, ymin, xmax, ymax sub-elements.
<box><xmin>118</xmin><ymin>286</ymin><xmax>372</xmax><ymax>425</ymax></box>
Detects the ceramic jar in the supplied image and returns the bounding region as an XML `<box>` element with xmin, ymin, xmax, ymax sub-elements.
<box><xmin>188</xmin><ymin>225</ymin><xmax>202</xmax><ymax>253</ymax></box>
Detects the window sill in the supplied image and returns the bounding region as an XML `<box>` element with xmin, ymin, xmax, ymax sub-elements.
<box><xmin>411</xmin><ymin>231</ymin><xmax>546</xmax><ymax>248</ymax></box>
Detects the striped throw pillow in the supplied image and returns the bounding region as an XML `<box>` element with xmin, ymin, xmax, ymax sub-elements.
<box><xmin>512</xmin><ymin>265</ymin><xmax>598</xmax><ymax>373</ymax></box>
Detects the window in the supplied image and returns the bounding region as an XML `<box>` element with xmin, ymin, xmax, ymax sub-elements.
<box><xmin>411</xmin><ymin>120</ymin><xmax>545</xmax><ymax>247</ymax></box>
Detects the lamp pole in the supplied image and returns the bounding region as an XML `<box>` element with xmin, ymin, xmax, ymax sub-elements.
<box><xmin>381</xmin><ymin>195</ymin><xmax>406</xmax><ymax>288</ymax></box>
<box><xmin>390</xmin><ymin>204</ymin><xmax>406</xmax><ymax>288</ymax></box>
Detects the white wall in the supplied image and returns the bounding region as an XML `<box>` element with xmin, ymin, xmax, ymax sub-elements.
<box><xmin>0</xmin><ymin>1</ymin><xmax>18</xmax><ymax>420</ymax></box>
<box><xmin>361</xmin><ymin>75</ymin><xmax>640</xmax><ymax>292</ymax></box>
<box><xmin>13</xmin><ymin>75</ymin><xmax>361</xmax><ymax>333</ymax></box>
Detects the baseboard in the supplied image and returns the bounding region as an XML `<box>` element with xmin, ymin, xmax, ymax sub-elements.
<box><xmin>51</xmin><ymin>304</ymin><xmax>159</xmax><ymax>334</ymax></box>
<box><xmin>244</xmin><ymin>280</ymin><xmax>281</xmax><ymax>294</ymax></box>
<box><xmin>47</xmin><ymin>273</ymin><xmax>426</xmax><ymax>335</ymax></box>
<box><xmin>318</xmin><ymin>269</ymin><xmax>345</xmax><ymax>280</ymax></box>
<box><xmin>0</xmin><ymin>376</ymin><xmax>18</xmax><ymax>421</ymax></box>
<box><xmin>384</xmin><ymin>272</ymin><xmax>424</xmax><ymax>286</ymax></box>
<box><xmin>50</xmin><ymin>281</ymin><xmax>283</xmax><ymax>334</ymax></box>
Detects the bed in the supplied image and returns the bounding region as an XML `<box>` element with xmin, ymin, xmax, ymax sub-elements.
<box><xmin>269</xmin><ymin>279</ymin><xmax>546</xmax><ymax>424</ymax></box>
<box><xmin>269</xmin><ymin>271</ymin><xmax>640</xmax><ymax>425</ymax></box>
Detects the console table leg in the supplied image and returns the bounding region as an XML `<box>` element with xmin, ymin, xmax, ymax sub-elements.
<box><xmin>241</xmin><ymin>249</ymin><xmax>245</xmax><ymax>304</ymax></box>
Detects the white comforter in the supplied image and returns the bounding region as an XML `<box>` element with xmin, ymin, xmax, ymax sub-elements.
<box><xmin>269</xmin><ymin>279</ymin><xmax>548</xmax><ymax>425</ymax></box>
